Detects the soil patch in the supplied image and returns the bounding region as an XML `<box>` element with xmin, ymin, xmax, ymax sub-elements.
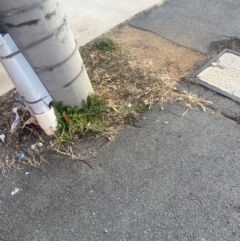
<box><xmin>108</xmin><ymin>25</ymin><xmax>206</xmax><ymax>80</ymax></box>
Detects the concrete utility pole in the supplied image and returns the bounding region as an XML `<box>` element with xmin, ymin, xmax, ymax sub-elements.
<box><xmin>0</xmin><ymin>0</ymin><xmax>93</xmax><ymax>108</ymax></box>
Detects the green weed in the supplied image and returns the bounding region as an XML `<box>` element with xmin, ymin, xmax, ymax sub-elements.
<box><xmin>139</xmin><ymin>103</ymin><xmax>151</xmax><ymax>112</ymax></box>
<box><xmin>53</xmin><ymin>95</ymin><xmax>109</xmax><ymax>145</ymax></box>
<box><xmin>91</xmin><ymin>37</ymin><xmax>115</xmax><ymax>51</ymax></box>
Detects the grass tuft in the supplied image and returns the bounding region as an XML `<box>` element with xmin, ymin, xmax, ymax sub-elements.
<box><xmin>91</xmin><ymin>37</ymin><xmax>116</xmax><ymax>51</ymax></box>
<box><xmin>53</xmin><ymin>95</ymin><xmax>109</xmax><ymax>145</ymax></box>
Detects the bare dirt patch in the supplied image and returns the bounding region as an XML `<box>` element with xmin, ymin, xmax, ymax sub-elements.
<box><xmin>108</xmin><ymin>25</ymin><xmax>206</xmax><ymax>80</ymax></box>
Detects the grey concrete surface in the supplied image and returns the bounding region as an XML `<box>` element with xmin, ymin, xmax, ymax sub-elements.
<box><xmin>129</xmin><ymin>0</ymin><xmax>240</xmax><ymax>54</ymax></box>
<box><xmin>1</xmin><ymin>103</ymin><xmax>240</xmax><ymax>241</ymax></box>
<box><xmin>59</xmin><ymin>0</ymin><xmax>165</xmax><ymax>47</ymax></box>
<box><xmin>0</xmin><ymin>0</ymin><xmax>165</xmax><ymax>96</ymax></box>
<box><xmin>0</xmin><ymin>67</ymin><xmax>13</xmax><ymax>96</ymax></box>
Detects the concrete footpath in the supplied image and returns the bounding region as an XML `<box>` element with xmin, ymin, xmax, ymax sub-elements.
<box><xmin>1</xmin><ymin>0</ymin><xmax>240</xmax><ymax>240</ymax></box>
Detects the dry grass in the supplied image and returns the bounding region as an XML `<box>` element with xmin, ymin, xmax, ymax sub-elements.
<box><xmin>0</xmin><ymin>90</ymin><xmax>51</xmax><ymax>176</ymax></box>
<box><xmin>81</xmin><ymin>39</ymin><xmax>212</xmax><ymax>120</ymax></box>
<box><xmin>0</xmin><ymin>144</ymin><xmax>49</xmax><ymax>177</ymax></box>
<box><xmin>0</xmin><ymin>37</ymin><xmax>212</xmax><ymax>175</ymax></box>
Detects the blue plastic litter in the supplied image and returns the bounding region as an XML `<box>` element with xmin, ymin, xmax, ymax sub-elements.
<box><xmin>18</xmin><ymin>153</ymin><xmax>24</xmax><ymax>161</ymax></box>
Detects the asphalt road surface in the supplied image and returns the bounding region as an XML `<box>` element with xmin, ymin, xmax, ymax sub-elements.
<box><xmin>130</xmin><ymin>0</ymin><xmax>240</xmax><ymax>54</ymax></box>
<box><xmin>1</xmin><ymin>103</ymin><xmax>240</xmax><ymax>240</ymax></box>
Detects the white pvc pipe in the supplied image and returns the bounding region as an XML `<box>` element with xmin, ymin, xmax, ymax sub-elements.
<box><xmin>0</xmin><ymin>34</ymin><xmax>52</xmax><ymax>115</ymax></box>
<box><xmin>0</xmin><ymin>33</ymin><xmax>57</xmax><ymax>135</ymax></box>
<box><xmin>35</xmin><ymin>107</ymin><xmax>58</xmax><ymax>136</ymax></box>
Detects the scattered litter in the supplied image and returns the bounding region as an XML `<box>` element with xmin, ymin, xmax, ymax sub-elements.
<box><xmin>164</xmin><ymin>121</ymin><xmax>169</xmax><ymax>125</ymax></box>
<box><xmin>17</xmin><ymin>153</ymin><xmax>24</xmax><ymax>161</ymax></box>
<box><xmin>143</xmin><ymin>117</ymin><xmax>147</xmax><ymax>120</ymax></box>
<box><xmin>22</xmin><ymin>116</ymin><xmax>39</xmax><ymax>129</ymax></box>
<box><xmin>127</xmin><ymin>103</ymin><xmax>132</xmax><ymax>108</ymax></box>
<box><xmin>11</xmin><ymin>188</ymin><xmax>20</xmax><ymax>196</ymax></box>
<box><xmin>0</xmin><ymin>134</ymin><xmax>5</xmax><ymax>142</ymax></box>
<box><xmin>25</xmin><ymin>172</ymin><xmax>29</xmax><ymax>175</ymax></box>
<box><xmin>104</xmin><ymin>230</ymin><xmax>108</xmax><ymax>233</ymax></box>
<box><xmin>31</xmin><ymin>142</ymin><xmax>43</xmax><ymax>151</ymax></box>
<box><xmin>10</xmin><ymin>106</ymin><xmax>26</xmax><ymax>133</ymax></box>
<box><xmin>15</xmin><ymin>95</ymin><xmax>23</xmax><ymax>102</ymax></box>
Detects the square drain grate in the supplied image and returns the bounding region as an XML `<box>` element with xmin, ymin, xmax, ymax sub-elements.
<box><xmin>191</xmin><ymin>49</ymin><xmax>240</xmax><ymax>102</ymax></box>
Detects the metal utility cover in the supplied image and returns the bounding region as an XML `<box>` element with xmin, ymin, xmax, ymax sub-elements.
<box><xmin>191</xmin><ymin>49</ymin><xmax>240</xmax><ymax>103</ymax></box>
